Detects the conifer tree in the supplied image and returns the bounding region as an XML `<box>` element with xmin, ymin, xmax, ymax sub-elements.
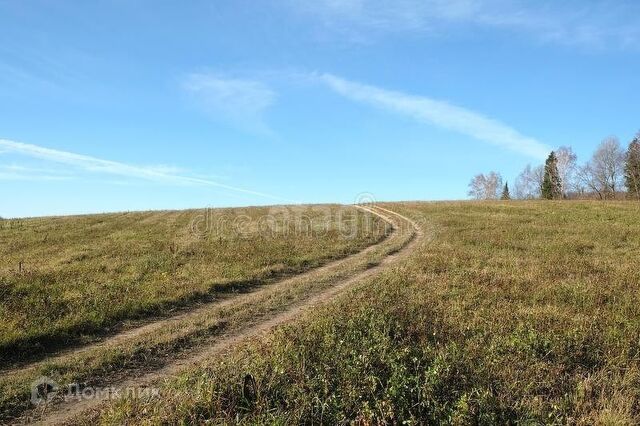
<box><xmin>500</xmin><ymin>182</ymin><xmax>511</xmax><ymax>200</ymax></box>
<box><xmin>541</xmin><ymin>151</ymin><xmax>562</xmax><ymax>200</ymax></box>
<box><xmin>624</xmin><ymin>133</ymin><xmax>640</xmax><ymax>200</ymax></box>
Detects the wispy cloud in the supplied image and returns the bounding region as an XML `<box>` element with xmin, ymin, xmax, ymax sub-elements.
<box><xmin>0</xmin><ymin>164</ymin><xmax>72</xmax><ymax>182</ymax></box>
<box><xmin>182</xmin><ymin>73</ymin><xmax>277</xmax><ymax>134</ymax></box>
<box><xmin>318</xmin><ymin>73</ymin><xmax>550</xmax><ymax>159</ymax></box>
<box><xmin>291</xmin><ymin>0</ymin><xmax>640</xmax><ymax>50</ymax></box>
<box><xmin>0</xmin><ymin>37</ymin><xmax>99</xmax><ymax>99</ymax></box>
<box><xmin>0</xmin><ymin>164</ymin><xmax>74</xmax><ymax>181</ymax></box>
<box><xmin>0</xmin><ymin>139</ymin><xmax>287</xmax><ymax>201</ymax></box>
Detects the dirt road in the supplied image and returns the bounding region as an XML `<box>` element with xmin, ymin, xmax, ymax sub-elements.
<box><xmin>17</xmin><ymin>205</ymin><xmax>422</xmax><ymax>425</ymax></box>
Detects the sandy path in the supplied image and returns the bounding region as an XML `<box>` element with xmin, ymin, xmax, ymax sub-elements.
<box><xmin>2</xmin><ymin>207</ymin><xmax>391</xmax><ymax>378</ymax></box>
<box><xmin>23</xmin><ymin>205</ymin><xmax>422</xmax><ymax>425</ymax></box>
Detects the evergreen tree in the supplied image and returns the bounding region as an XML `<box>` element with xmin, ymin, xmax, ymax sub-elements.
<box><xmin>500</xmin><ymin>182</ymin><xmax>511</xmax><ymax>200</ymax></box>
<box><xmin>624</xmin><ymin>133</ymin><xmax>640</xmax><ymax>200</ymax></box>
<box><xmin>541</xmin><ymin>151</ymin><xmax>562</xmax><ymax>200</ymax></box>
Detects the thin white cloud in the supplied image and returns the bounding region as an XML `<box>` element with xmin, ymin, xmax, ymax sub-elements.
<box><xmin>0</xmin><ymin>164</ymin><xmax>70</xmax><ymax>174</ymax></box>
<box><xmin>291</xmin><ymin>0</ymin><xmax>640</xmax><ymax>50</ymax></box>
<box><xmin>318</xmin><ymin>73</ymin><xmax>550</xmax><ymax>159</ymax></box>
<box><xmin>0</xmin><ymin>172</ymin><xmax>71</xmax><ymax>181</ymax></box>
<box><xmin>0</xmin><ymin>164</ymin><xmax>73</xmax><ymax>181</ymax></box>
<box><xmin>0</xmin><ymin>139</ymin><xmax>287</xmax><ymax>201</ymax></box>
<box><xmin>182</xmin><ymin>73</ymin><xmax>277</xmax><ymax>133</ymax></box>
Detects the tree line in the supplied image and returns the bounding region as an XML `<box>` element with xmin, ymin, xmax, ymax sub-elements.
<box><xmin>468</xmin><ymin>132</ymin><xmax>640</xmax><ymax>200</ymax></box>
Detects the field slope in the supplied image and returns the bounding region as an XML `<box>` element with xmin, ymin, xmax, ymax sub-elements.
<box><xmin>86</xmin><ymin>201</ymin><xmax>640</xmax><ymax>425</ymax></box>
<box><xmin>1</xmin><ymin>205</ymin><xmax>414</xmax><ymax>423</ymax></box>
<box><xmin>0</xmin><ymin>205</ymin><xmax>385</xmax><ymax>362</ymax></box>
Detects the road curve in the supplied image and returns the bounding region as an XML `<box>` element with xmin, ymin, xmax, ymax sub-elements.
<box><xmin>19</xmin><ymin>205</ymin><xmax>422</xmax><ymax>425</ymax></box>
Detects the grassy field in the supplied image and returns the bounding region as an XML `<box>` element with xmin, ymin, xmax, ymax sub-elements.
<box><xmin>0</xmin><ymin>205</ymin><xmax>409</xmax><ymax>421</ymax></box>
<box><xmin>0</xmin><ymin>205</ymin><xmax>385</xmax><ymax>362</ymax></box>
<box><xmin>94</xmin><ymin>201</ymin><xmax>640</xmax><ymax>424</ymax></box>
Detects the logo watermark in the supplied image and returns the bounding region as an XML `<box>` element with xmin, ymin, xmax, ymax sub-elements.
<box><xmin>30</xmin><ymin>376</ymin><xmax>159</xmax><ymax>405</ymax></box>
<box><xmin>189</xmin><ymin>193</ymin><xmax>391</xmax><ymax>241</ymax></box>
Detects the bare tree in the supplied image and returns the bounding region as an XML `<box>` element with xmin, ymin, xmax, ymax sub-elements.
<box><xmin>577</xmin><ymin>137</ymin><xmax>625</xmax><ymax>199</ymax></box>
<box><xmin>514</xmin><ymin>164</ymin><xmax>544</xmax><ymax>199</ymax></box>
<box><xmin>468</xmin><ymin>172</ymin><xmax>503</xmax><ymax>200</ymax></box>
<box><xmin>576</xmin><ymin>163</ymin><xmax>600</xmax><ymax>199</ymax></box>
<box><xmin>555</xmin><ymin>146</ymin><xmax>577</xmax><ymax>196</ymax></box>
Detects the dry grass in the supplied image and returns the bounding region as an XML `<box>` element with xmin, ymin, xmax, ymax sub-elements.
<box><xmin>0</xmin><ymin>205</ymin><xmax>401</xmax><ymax>422</ymax></box>
<box><xmin>0</xmin><ymin>205</ymin><xmax>384</xmax><ymax>362</ymax></box>
<box><xmin>94</xmin><ymin>201</ymin><xmax>640</xmax><ymax>424</ymax></box>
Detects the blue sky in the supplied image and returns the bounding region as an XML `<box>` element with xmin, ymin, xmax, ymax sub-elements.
<box><xmin>1</xmin><ymin>0</ymin><xmax>639</xmax><ymax>217</ymax></box>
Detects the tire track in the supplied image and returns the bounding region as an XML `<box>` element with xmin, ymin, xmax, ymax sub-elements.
<box><xmin>21</xmin><ymin>205</ymin><xmax>422</xmax><ymax>425</ymax></box>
